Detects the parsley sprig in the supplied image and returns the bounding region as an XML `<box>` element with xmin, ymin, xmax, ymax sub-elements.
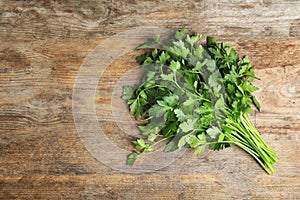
<box><xmin>123</xmin><ymin>30</ymin><xmax>278</xmax><ymax>174</ymax></box>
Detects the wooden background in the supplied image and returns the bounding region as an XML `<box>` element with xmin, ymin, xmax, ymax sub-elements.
<box><xmin>0</xmin><ymin>0</ymin><xmax>299</xmax><ymax>199</ymax></box>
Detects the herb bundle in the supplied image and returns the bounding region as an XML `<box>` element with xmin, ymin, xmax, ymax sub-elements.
<box><xmin>122</xmin><ymin>30</ymin><xmax>278</xmax><ymax>174</ymax></box>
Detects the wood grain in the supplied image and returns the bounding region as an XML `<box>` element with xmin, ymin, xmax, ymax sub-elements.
<box><xmin>0</xmin><ymin>0</ymin><xmax>299</xmax><ymax>199</ymax></box>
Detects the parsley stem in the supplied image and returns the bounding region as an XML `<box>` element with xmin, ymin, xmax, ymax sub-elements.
<box><xmin>138</xmin><ymin>84</ymin><xmax>167</xmax><ymax>94</ymax></box>
<box><xmin>149</xmin><ymin>135</ymin><xmax>174</xmax><ymax>148</ymax></box>
<box><xmin>224</xmin><ymin>114</ymin><xmax>278</xmax><ymax>174</ymax></box>
<box><xmin>204</xmin><ymin>138</ymin><xmax>274</xmax><ymax>174</ymax></box>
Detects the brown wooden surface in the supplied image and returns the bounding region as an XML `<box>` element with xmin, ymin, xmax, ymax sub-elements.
<box><xmin>0</xmin><ymin>0</ymin><xmax>300</xmax><ymax>199</ymax></box>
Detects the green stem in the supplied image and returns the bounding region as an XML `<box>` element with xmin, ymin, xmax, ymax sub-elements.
<box><xmin>150</xmin><ymin>135</ymin><xmax>174</xmax><ymax>148</ymax></box>
<box><xmin>225</xmin><ymin>113</ymin><xmax>278</xmax><ymax>174</ymax></box>
<box><xmin>205</xmin><ymin>136</ymin><xmax>274</xmax><ymax>174</ymax></box>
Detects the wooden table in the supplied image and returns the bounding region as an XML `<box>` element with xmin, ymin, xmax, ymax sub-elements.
<box><xmin>1</xmin><ymin>1</ymin><xmax>299</xmax><ymax>199</ymax></box>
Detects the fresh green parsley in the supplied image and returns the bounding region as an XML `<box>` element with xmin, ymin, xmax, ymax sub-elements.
<box><xmin>122</xmin><ymin>29</ymin><xmax>278</xmax><ymax>174</ymax></box>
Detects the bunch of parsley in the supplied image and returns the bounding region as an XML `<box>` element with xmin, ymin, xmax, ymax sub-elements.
<box><xmin>122</xmin><ymin>30</ymin><xmax>278</xmax><ymax>174</ymax></box>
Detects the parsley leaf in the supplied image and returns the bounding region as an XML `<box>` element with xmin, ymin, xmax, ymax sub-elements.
<box><xmin>126</xmin><ymin>152</ymin><xmax>139</xmax><ymax>166</ymax></box>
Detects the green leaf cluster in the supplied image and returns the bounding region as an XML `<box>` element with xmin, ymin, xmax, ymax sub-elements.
<box><xmin>122</xmin><ymin>30</ymin><xmax>278</xmax><ymax>174</ymax></box>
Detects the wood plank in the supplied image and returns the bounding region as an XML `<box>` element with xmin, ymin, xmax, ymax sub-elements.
<box><xmin>0</xmin><ymin>0</ymin><xmax>299</xmax><ymax>199</ymax></box>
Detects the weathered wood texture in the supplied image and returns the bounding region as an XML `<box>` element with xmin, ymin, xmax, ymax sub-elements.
<box><xmin>0</xmin><ymin>0</ymin><xmax>299</xmax><ymax>199</ymax></box>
